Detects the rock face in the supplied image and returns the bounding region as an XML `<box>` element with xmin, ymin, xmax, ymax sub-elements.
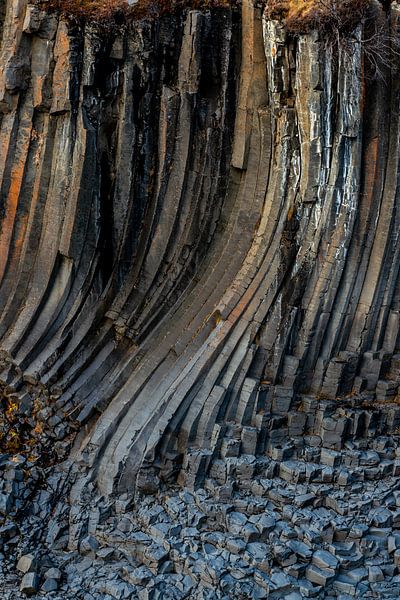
<box><xmin>2</xmin><ymin>0</ymin><xmax>400</xmax><ymax>598</ymax></box>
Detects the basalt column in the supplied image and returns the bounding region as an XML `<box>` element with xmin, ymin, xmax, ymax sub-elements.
<box><xmin>1</xmin><ymin>0</ymin><xmax>400</xmax><ymax>540</ymax></box>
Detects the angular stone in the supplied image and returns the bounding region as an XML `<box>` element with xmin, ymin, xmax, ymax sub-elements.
<box><xmin>0</xmin><ymin>492</ymin><xmax>13</xmax><ymax>515</ymax></box>
<box><xmin>368</xmin><ymin>566</ymin><xmax>384</xmax><ymax>582</ymax></box>
<box><xmin>312</xmin><ymin>549</ymin><xmax>338</xmax><ymax>572</ymax></box>
<box><xmin>79</xmin><ymin>535</ymin><xmax>99</xmax><ymax>557</ymax></box>
<box><xmin>20</xmin><ymin>572</ymin><xmax>39</xmax><ymax>594</ymax></box>
<box><xmin>16</xmin><ymin>553</ymin><xmax>38</xmax><ymax>574</ymax></box>
<box><xmin>41</xmin><ymin>578</ymin><xmax>59</xmax><ymax>592</ymax></box>
<box><xmin>288</xmin><ymin>540</ymin><xmax>312</xmax><ymax>560</ymax></box>
<box><xmin>44</xmin><ymin>567</ymin><xmax>62</xmax><ymax>580</ymax></box>
<box><xmin>368</xmin><ymin>507</ymin><xmax>393</xmax><ymax>528</ymax></box>
<box><xmin>320</xmin><ymin>448</ymin><xmax>340</xmax><ymax>467</ymax></box>
<box><xmin>305</xmin><ymin>564</ymin><xmax>334</xmax><ymax>586</ymax></box>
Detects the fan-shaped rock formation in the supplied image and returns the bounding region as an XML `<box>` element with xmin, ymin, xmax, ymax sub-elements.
<box><xmin>2</xmin><ymin>0</ymin><xmax>400</xmax><ymax>598</ymax></box>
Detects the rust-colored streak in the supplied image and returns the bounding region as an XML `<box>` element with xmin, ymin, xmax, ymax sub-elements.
<box><xmin>0</xmin><ymin>154</ymin><xmax>28</xmax><ymax>283</ymax></box>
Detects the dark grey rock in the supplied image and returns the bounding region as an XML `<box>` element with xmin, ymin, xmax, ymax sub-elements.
<box><xmin>20</xmin><ymin>572</ymin><xmax>39</xmax><ymax>594</ymax></box>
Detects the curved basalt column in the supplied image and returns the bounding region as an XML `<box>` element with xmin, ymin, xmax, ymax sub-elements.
<box><xmin>0</xmin><ymin>0</ymin><xmax>240</xmax><ymax>462</ymax></box>
<box><xmin>1</xmin><ymin>0</ymin><xmax>400</xmax><ymax>503</ymax></box>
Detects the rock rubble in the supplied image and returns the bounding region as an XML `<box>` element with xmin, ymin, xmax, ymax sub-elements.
<box><xmin>1</xmin><ymin>398</ymin><xmax>400</xmax><ymax>598</ymax></box>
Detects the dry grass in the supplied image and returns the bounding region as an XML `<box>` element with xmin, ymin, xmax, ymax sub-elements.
<box><xmin>265</xmin><ymin>0</ymin><xmax>400</xmax><ymax>81</ymax></box>
<box><xmin>37</xmin><ymin>0</ymin><xmax>237</xmax><ymax>23</ymax></box>
<box><xmin>265</xmin><ymin>0</ymin><xmax>372</xmax><ymax>35</ymax></box>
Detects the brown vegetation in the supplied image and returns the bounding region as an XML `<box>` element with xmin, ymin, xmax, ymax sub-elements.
<box><xmin>265</xmin><ymin>0</ymin><xmax>400</xmax><ymax>81</ymax></box>
<box><xmin>265</xmin><ymin>0</ymin><xmax>372</xmax><ymax>35</ymax></box>
<box><xmin>37</xmin><ymin>0</ymin><xmax>237</xmax><ymax>23</ymax></box>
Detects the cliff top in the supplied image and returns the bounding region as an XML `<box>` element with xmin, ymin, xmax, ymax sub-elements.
<box><xmin>266</xmin><ymin>0</ymin><xmax>373</xmax><ymax>34</ymax></box>
<box><xmin>36</xmin><ymin>0</ymin><xmax>378</xmax><ymax>34</ymax></box>
<box><xmin>37</xmin><ymin>0</ymin><xmax>239</xmax><ymax>22</ymax></box>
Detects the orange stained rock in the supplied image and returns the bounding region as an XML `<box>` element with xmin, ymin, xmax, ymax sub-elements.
<box><xmin>363</xmin><ymin>136</ymin><xmax>379</xmax><ymax>196</ymax></box>
<box><xmin>228</xmin><ymin>296</ymin><xmax>250</xmax><ymax>323</ymax></box>
<box><xmin>0</xmin><ymin>136</ymin><xmax>31</xmax><ymax>283</ymax></box>
<box><xmin>51</xmin><ymin>23</ymin><xmax>71</xmax><ymax>114</ymax></box>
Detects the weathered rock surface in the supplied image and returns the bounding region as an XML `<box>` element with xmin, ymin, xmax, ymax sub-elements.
<box><xmin>1</xmin><ymin>0</ymin><xmax>400</xmax><ymax>597</ymax></box>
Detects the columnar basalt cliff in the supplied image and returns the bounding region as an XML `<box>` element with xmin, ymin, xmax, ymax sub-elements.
<box><xmin>2</xmin><ymin>0</ymin><xmax>400</xmax><ymax>598</ymax></box>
